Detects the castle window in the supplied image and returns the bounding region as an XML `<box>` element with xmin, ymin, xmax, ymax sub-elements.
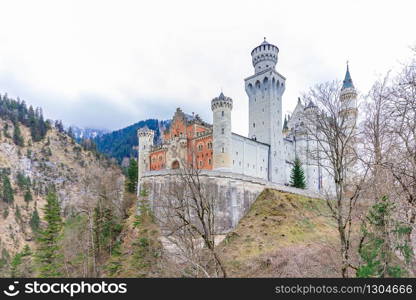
<box><xmin>208</xmin><ymin>158</ymin><xmax>212</xmax><ymax>165</ymax></box>
<box><xmin>221</xmin><ymin>128</ymin><xmax>224</xmax><ymax>134</ymax></box>
<box><xmin>208</xmin><ymin>142</ymin><xmax>212</xmax><ymax>149</ymax></box>
<box><xmin>221</xmin><ymin>111</ymin><xmax>224</xmax><ymax>117</ymax></box>
<box><xmin>221</xmin><ymin>147</ymin><xmax>224</xmax><ymax>153</ymax></box>
<box><xmin>253</xmin><ymin>123</ymin><xmax>255</xmax><ymax>128</ymax></box>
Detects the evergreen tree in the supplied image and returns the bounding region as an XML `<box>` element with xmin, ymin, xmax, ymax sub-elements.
<box><xmin>12</xmin><ymin>123</ymin><xmax>24</xmax><ymax>146</ymax></box>
<box><xmin>10</xmin><ymin>245</ymin><xmax>32</xmax><ymax>277</ymax></box>
<box><xmin>289</xmin><ymin>157</ymin><xmax>306</xmax><ymax>189</ymax></box>
<box><xmin>35</xmin><ymin>189</ymin><xmax>63</xmax><ymax>277</ymax></box>
<box><xmin>67</xmin><ymin>127</ymin><xmax>75</xmax><ymax>140</ymax></box>
<box><xmin>126</xmin><ymin>158</ymin><xmax>138</xmax><ymax>193</ymax></box>
<box><xmin>30</xmin><ymin>209</ymin><xmax>40</xmax><ymax>232</ymax></box>
<box><xmin>357</xmin><ymin>196</ymin><xmax>413</xmax><ymax>278</ymax></box>
<box><xmin>2</xmin><ymin>174</ymin><xmax>14</xmax><ymax>203</ymax></box>
<box><xmin>24</xmin><ymin>189</ymin><xmax>33</xmax><ymax>203</ymax></box>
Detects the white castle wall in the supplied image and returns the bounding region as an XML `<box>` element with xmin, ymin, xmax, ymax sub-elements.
<box><xmin>231</xmin><ymin>133</ymin><xmax>269</xmax><ymax>180</ymax></box>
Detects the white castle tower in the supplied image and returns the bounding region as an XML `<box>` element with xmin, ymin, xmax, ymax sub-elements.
<box><xmin>211</xmin><ymin>92</ymin><xmax>233</xmax><ymax>170</ymax></box>
<box><xmin>137</xmin><ymin>127</ymin><xmax>154</xmax><ymax>191</ymax></box>
<box><xmin>340</xmin><ymin>64</ymin><xmax>358</xmax><ymax>129</ymax></box>
<box><xmin>339</xmin><ymin>64</ymin><xmax>358</xmax><ymax>181</ymax></box>
<box><xmin>244</xmin><ymin>38</ymin><xmax>286</xmax><ymax>183</ymax></box>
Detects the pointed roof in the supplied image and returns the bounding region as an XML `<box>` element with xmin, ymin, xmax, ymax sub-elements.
<box><xmin>261</xmin><ymin>37</ymin><xmax>269</xmax><ymax>45</ymax></box>
<box><xmin>342</xmin><ymin>63</ymin><xmax>354</xmax><ymax>90</ymax></box>
<box><xmin>305</xmin><ymin>100</ymin><xmax>316</xmax><ymax>110</ymax></box>
<box><xmin>283</xmin><ymin>115</ymin><xmax>288</xmax><ymax>130</ymax></box>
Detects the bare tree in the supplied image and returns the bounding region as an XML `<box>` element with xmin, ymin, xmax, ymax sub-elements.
<box><xmin>386</xmin><ymin>57</ymin><xmax>416</xmax><ymax>271</ymax></box>
<box><xmin>156</xmin><ymin>155</ymin><xmax>227</xmax><ymax>278</ymax></box>
<box><xmin>301</xmin><ymin>81</ymin><xmax>366</xmax><ymax>277</ymax></box>
<box><xmin>362</xmin><ymin>74</ymin><xmax>396</xmax><ymax>201</ymax></box>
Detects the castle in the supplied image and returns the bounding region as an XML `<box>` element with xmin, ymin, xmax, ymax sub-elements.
<box><xmin>137</xmin><ymin>38</ymin><xmax>358</xmax><ymax>195</ymax></box>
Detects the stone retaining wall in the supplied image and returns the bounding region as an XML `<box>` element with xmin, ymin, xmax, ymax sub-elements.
<box><xmin>140</xmin><ymin>169</ymin><xmax>322</xmax><ymax>233</ymax></box>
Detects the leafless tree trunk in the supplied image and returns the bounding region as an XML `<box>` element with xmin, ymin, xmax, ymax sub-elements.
<box><xmin>301</xmin><ymin>81</ymin><xmax>366</xmax><ymax>277</ymax></box>
<box><xmin>157</xmin><ymin>154</ymin><xmax>227</xmax><ymax>278</ymax></box>
<box><xmin>386</xmin><ymin>56</ymin><xmax>416</xmax><ymax>271</ymax></box>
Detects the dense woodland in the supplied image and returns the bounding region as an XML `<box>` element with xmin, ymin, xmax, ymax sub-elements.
<box><xmin>0</xmin><ymin>93</ymin><xmax>49</xmax><ymax>143</ymax></box>
<box><xmin>93</xmin><ymin>119</ymin><xmax>166</xmax><ymax>163</ymax></box>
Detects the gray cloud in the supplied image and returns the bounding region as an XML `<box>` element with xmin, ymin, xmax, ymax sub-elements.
<box><xmin>0</xmin><ymin>0</ymin><xmax>415</xmax><ymax>134</ymax></box>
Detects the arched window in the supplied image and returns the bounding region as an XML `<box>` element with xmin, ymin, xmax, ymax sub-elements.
<box><xmin>221</xmin><ymin>128</ymin><xmax>224</xmax><ymax>134</ymax></box>
<box><xmin>221</xmin><ymin>111</ymin><xmax>224</xmax><ymax>117</ymax></box>
<box><xmin>171</xmin><ymin>160</ymin><xmax>180</xmax><ymax>169</ymax></box>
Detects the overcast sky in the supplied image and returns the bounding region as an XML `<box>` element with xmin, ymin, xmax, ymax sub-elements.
<box><xmin>0</xmin><ymin>0</ymin><xmax>415</xmax><ymax>135</ymax></box>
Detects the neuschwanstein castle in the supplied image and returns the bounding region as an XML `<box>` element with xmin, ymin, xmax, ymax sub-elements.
<box><xmin>137</xmin><ymin>38</ymin><xmax>357</xmax><ymax>196</ymax></box>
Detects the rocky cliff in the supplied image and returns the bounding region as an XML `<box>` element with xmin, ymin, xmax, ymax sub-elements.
<box><xmin>0</xmin><ymin>118</ymin><xmax>124</xmax><ymax>269</ymax></box>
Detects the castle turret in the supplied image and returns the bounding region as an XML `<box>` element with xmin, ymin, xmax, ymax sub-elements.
<box><xmin>211</xmin><ymin>92</ymin><xmax>233</xmax><ymax>170</ymax></box>
<box><xmin>245</xmin><ymin>38</ymin><xmax>286</xmax><ymax>183</ymax></box>
<box><xmin>340</xmin><ymin>63</ymin><xmax>358</xmax><ymax>129</ymax></box>
<box><xmin>137</xmin><ymin>127</ymin><xmax>154</xmax><ymax>192</ymax></box>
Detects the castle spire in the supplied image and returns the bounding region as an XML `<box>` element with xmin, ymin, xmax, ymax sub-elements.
<box><xmin>342</xmin><ymin>62</ymin><xmax>354</xmax><ymax>90</ymax></box>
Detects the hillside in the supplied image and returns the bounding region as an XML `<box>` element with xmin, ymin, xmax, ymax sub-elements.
<box><xmin>105</xmin><ymin>188</ymin><xmax>346</xmax><ymax>278</ymax></box>
<box><xmin>0</xmin><ymin>116</ymin><xmax>125</xmax><ymax>276</ymax></box>
<box><xmin>94</xmin><ymin>119</ymin><xmax>170</xmax><ymax>164</ymax></box>
<box><xmin>219</xmin><ymin>189</ymin><xmax>342</xmax><ymax>277</ymax></box>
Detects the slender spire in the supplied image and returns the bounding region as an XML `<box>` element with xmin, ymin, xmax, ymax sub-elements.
<box><xmin>342</xmin><ymin>62</ymin><xmax>354</xmax><ymax>90</ymax></box>
<box><xmin>283</xmin><ymin>115</ymin><xmax>288</xmax><ymax>130</ymax></box>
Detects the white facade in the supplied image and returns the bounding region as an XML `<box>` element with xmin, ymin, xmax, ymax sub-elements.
<box><xmin>231</xmin><ymin>133</ymin><xmax>269</xmax><ymax>180</ymax></box>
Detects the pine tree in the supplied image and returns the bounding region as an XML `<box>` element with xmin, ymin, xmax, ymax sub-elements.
<box><xmin>357</xmin><ymin>196</ymin><xmax>413</xmax><ymax>278</ymax></box>
<box><xmin>289</xmin><ymin>157</ymin><xmax>306</xmax><ymax>189</ymax></box>
<box><xmin>2</xmin><ymin>174</ymin><xmax>14</xmax><ymax>203</ymax></box>
<box><xmin>13</xmin><ymin>123</ymin><xmax>24</xmax><ymax>146</ymax></box>
<box><xmin>126</xmin><ymin>158</ymin><xmax>138</xmax><ymax>193</ymax></box>
<box><xmin>29</xmin><ymin>209</ymin><xmax>40</xmax><ymax>232</ymax></box>
<box><xmin>35</xmin><ymin>189</ymin><xmax>63</xmax><ymax>277</ymax></box>
<box><xmin>24</xmin><ymin>189</ymin><xmax>33</xmax><ymax>203</ymax></box>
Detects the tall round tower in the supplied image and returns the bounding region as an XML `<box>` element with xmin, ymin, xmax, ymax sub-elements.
<box><xmin>245</xmin><ymin>38</ymin><xmax>286</xmax><ymax>183</ymax></box>
<box><xmin>137</xmin><ymin>127</ymin><xmax>154</xmax><ymax>192</ymax></box>
<box><xmin>211</xmin><ymin>92</ymin><xmax>233</xmax><ymax>170</ymax></box>
<box><xmin>251</xmin><ymin>37</ymin><xmax>279</xmax><ymax>74</ymax></box>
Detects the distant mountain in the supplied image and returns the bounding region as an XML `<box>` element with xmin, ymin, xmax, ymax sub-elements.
<box><xmin>93</xmin><ymin>119</ymin><xmax>170</xmax><ymax>164</ymax></box>
<box><xmin>68</xmin><ymin>126</ymin><xmax>109</xmax><ymax>140</ymax></box>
